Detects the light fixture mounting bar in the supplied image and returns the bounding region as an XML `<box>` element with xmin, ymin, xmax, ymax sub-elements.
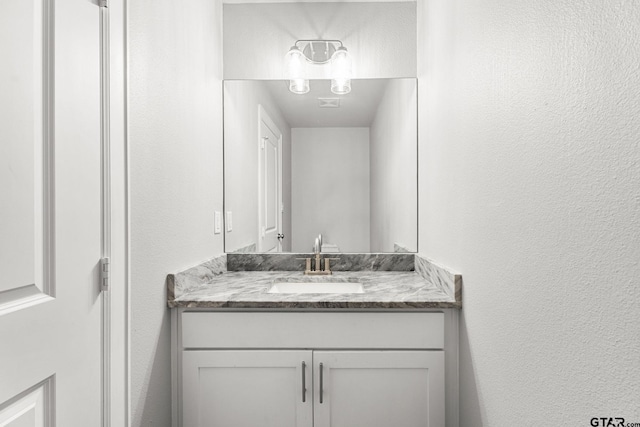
<box><xmin>294</xmin><ymin>39</ymin><xmax>344</xmax><ymax>64</ymax></box>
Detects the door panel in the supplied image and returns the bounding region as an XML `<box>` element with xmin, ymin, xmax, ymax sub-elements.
<box><xmin>182</xmin><ymin>350</ymin><xmax>313</xmax><ymax>427</ymax></box>
<box><xmin>0</xmin><ymin>0</ymin><xmax>51</xmax><ymax>313</ymax></box>
<box><xmin>314</xmin><ymin>351</ymin><xmax>445</xmax><ymax>427</ymax></box>
<box><xmin>0</xmin><ymin>0</ymin><xmax>104</xmax><ymax>425</ymax></box>
<box><xmin>265</xmin><ymin>135</ymin><xmax>277</xmax><ymax>230</ymax></box>
<box><xmin>0</xmin><ymin>378</ymin><xmax>53</xmax><ymax>427</ymax></box>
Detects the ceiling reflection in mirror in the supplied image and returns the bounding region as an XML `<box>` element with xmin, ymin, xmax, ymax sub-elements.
<box><xmin>223</xmin><ymin>78</ymin><xmax>417</xmax><ymax>254</ymax></box>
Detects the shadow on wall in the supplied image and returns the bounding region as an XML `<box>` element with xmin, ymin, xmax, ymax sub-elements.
<box><xmin>459</xmin><ymin>311</ymin><xmax>484</xmax><ymax>427</ymax></box>
<box><xmin>242</xmin><ymin>2</ymin><xmax>371</xmax><ymax>41</ymax></box>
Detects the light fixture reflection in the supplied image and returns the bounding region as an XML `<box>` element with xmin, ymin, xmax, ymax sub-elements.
<box><xmin>289</xmin><ymin>78</ymin><xmax>310</xmax><ymax>94</ymax></box>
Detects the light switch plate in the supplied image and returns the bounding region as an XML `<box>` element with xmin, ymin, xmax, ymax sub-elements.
<box><xmin>214</xmin><ymin>211</ymin><xmax>222</xmax><ymax>234</ymax></box>
<box><xmin>226</xmin><ymin>211</ymin><xmax>233</xmax><ymax>232</ymax></box>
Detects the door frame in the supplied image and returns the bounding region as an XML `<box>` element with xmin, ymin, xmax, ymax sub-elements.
<box><xmin>257</xmin><ymin>104</ymin><xmax>283</xmax><ymax>252</ymax></box>
<box><xmin>103</xmin><ymin>0</ymin><xmax>128</xmax><ymax>425</ymax></box>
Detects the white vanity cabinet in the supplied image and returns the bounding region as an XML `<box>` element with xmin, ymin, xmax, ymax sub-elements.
<box><xmin>173</xmin><ymin>311</ymin><xmax>458</xmax><ymax>427</ymax></box>
<box><xmin>182</xmin><ymin>350</ymin><xmax>313</xmax><ymax>427</ymax></box>
<box><xmin>312</xmin><ymin>350</ymin><xmax>444</xmax><ymax>427</ymax></box>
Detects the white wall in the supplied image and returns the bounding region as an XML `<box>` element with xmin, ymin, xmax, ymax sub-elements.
<box><xmin>128</xmin><ymin>1</ymin><xmax>223</xmax><ymax>426</ymax></box>
<box><xmin>224</xmin><ymin>81</ymin><xmax>292</xmax><ymax>252</ymax></box>
<box><xmin>418</xmin><ymin>0</ymin><xmax>640</xmax><ymax>425</ymax></box>
<box><xmin>223</xmin><ymin>2</ymin><xmax>416</xmax><ymax>79</ymax></box>
<box><xmin>369</xmin><ymin>79</ymin><xmax>417</xmax><ymax>252</ymax></box>
<box><xmin>292</xmin><ymin>127</ymin><xmax>370</xmax><ymax>252</ymax></box>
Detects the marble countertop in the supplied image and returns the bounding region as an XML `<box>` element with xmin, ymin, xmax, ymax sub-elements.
<box><xmin>167</xmin><ymin>258</ymin><xmax>461</xmax><ymax>309</ymax></box>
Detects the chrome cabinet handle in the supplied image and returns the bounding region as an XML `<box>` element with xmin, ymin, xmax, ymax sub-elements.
<box><xmin>301</xmin><ymin>361</ymin><xmax>307</xmax><ymax>402</ymax></box>
<box><xmin>319</xmin><ymin>362</ymin><xmax>324</xmax><ymax>404</ymax></box>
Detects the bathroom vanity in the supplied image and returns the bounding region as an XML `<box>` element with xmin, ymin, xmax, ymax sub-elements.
<box><xmin>169</xmin><ymin>254</ymin><xmax>461</xmax><ymax>427</ymax></box>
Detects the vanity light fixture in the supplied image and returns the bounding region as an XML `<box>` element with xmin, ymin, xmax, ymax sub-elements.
<box><xmin>285</xmin><ymin>40</ymin><xmax>352</xmax><ymax>95</ymax></box>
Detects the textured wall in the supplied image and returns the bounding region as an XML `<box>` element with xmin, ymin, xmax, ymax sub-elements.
<box><xmin>418</xmin><ymin>0</ymin><xmax>640</xmax><ymax>425</ymax></box>
<box><xmin>223</xmin><ymin>2</ymin><xmax>416</xmax><ymax>79</ymax></box>
<box><xmin>128</xmin><ymin>1</ymin><xmax>224</xmax><ymax>425</ymax></box>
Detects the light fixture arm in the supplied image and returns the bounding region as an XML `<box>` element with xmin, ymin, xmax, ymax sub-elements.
<box><xmin>292</xmin><ymin>39</ymin><xmax>345</xmax><ymax>64</ymax></box>
<box><xmin>293</xmin><ymin>39</ymin><xmax>344</xmax><ymax>49</ymax></box>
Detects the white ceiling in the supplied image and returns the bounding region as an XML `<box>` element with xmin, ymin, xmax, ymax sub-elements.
<box><xmin>263</xmin><ymin>79</ymin><xmax>390</xmax><ymax>127</ymax></box>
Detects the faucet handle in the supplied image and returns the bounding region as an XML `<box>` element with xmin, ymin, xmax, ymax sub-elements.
<box><xmin>323</xmin><ymin>257</ymin><xmax>340</xmax><ymax>273</ymax></box>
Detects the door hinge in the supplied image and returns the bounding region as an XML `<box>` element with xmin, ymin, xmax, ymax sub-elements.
<box><xmin>100</xmin><ymin>257</ymin><xmax>110</xmax><ymax>291</ymax></box>
<box><xmin>99</xmin><ymin>0</ymin><xmax>109</xmax><ymax>7</ymax></box>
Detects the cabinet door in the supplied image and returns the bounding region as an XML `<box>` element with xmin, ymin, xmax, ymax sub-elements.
<box><xmin>182</xmin><ymin>350</ymin><xmax>313</xmax><ymax>427</ymax></box>
<box><xmin>313</xmin><ymin>351</ymin><xmax>445</xmax><ymax>427</ymax></box>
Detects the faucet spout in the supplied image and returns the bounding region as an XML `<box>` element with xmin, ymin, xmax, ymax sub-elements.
<box><xmin>313</xmin><ymin>237</ymin><xmax>321</xmax><ymax>271</ymax></box>
<box><xmin>313</xmin><ymin>234</ymin><xmax>323</xmax><ymax>254</ymax></box>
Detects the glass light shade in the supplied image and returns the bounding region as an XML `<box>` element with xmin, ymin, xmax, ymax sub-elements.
<box><xmin>330</xmin><ymin>47</ymin><xmax>352</xmax><ymax>94</ymax></box>
<box><xmin>285</xmin><ymin>46</ymin><xmax>310</xmax><ymax>94</ymax></box>
<box><xmin>331</xmin><ymin>78</ymin><xmax>351</xmax><ymax>95</ymax></box>
<box><xmin>289</xmin><ymin>78</ymin><xmax>310</xmax><ymax>94</ymax></box>
<box><xmin>285</xmin><ymin>47</ymin><xmax>305</xmax><ymax>77</ymax></box>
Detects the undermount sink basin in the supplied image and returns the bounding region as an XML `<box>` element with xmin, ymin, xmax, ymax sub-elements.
<box><xmin>267</xmin><ymin>281</ymin><xmax>364</xmax><ymax>294</ymax></box>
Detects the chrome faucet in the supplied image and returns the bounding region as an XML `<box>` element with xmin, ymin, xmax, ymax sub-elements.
<box><xmin>312</xmin><ymin>235</ymin><xmax>322</xmax><ymax>253</ymax></box>
<box><xmin>298</xmin><ymin>235</ymin><xmax>338</xmax><ymax>275</ymax></box>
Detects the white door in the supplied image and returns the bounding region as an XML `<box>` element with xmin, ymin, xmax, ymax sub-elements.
<box><xmin>0</xmin><ymin>0</ymin><xmax>105</xmax><ymax>425</ymax></box>
<box><xmin>258</xmin><ymin>105</ymin><xmax>283</xmax><ymax>252</ymax></box>
<box><xmin>313</xmin><ymin>351</ymin><xmax>445</xmax><ymax>427</ymax></box>
<box><xmin>182</xmin><ymin>350</ymin><xmax>313</xmax><ymax>427</ymax></box>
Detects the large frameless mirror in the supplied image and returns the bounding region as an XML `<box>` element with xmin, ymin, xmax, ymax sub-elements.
<box><xmin>223</xmin><ymin>78</ymin><xmax>417</xmax><ymax>254</ymax></box>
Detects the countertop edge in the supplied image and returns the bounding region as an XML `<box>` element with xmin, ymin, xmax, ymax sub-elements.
<box><xmin>167</xmin><ymin>300</ymin><xmax>462</xmax><ymax>309</ymax></box>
